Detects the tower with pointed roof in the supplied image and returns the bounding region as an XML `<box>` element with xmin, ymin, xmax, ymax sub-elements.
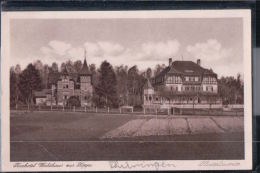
<box><xmin>143</xmin><ymin>78</ymin><xmax>154</xmax><ymax>106</ymax></box>
<box><xmin>79</xmin><ymin>49</ymin><xmax>93</xmax><ymax>106</ymax></box>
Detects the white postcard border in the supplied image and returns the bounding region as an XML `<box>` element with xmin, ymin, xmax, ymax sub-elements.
<box><xmin>1</xmin><ymin>10</ymin><xmax>252</xmax><ymax>171</ymax></box>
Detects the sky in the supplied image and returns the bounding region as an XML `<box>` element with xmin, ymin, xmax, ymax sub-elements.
<box><xmin>10</xmin><ymin>18</ymin><xmax>244</xmax><ymax>77</ymax></box>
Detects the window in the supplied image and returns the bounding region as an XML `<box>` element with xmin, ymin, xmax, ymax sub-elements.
<box><xmin>149</xmin><ymin>96</ymin><xmax>152</xmax><ymax>101</ymax></box>
<box><xmin>156</xmin><ymin>97</ymin><xmax>159</xmax><ymax>101</ymax></box>
<box><xmin>63</xmin><ymin>84</ymin><xmax>69</xmax><ymax>89</ymax></box>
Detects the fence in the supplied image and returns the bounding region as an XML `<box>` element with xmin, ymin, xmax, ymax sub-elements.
<box><xmin>10</xmin><ymin>104</ymin><xmax>244</xmax><ymax>116</ymax></box>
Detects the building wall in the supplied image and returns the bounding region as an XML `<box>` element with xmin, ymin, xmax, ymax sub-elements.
<box><xmin>143</xmin><ymin>88</ymin><xmax>155</xmax><ymax>105</ymax></box>
<box><xmin>144</xmin><ymin>73</ymin><xmax>220</xmax><ymax>106</ymax></box>
<box><xmin>46</xmin><ymin>94</ymin><xmax>56</xmax><ymax>106</ymax></box>
<box><xmin>57</xmin><ymin>78</ymin><xmax>75</xmax><ymax>105</ymax></box>
<box><xmin>202</xmin><ymin>84</ymin><xmax>218</xmax><ymax>93</ymax></box>
<box><xmin>80</xmin><ymin>75</ymin><xmax>93</xmax><ymax>106</ymax></box>
<box><xmin>36</xmin><ymin>98</ymin><xmax>47</xmax><ymax>105</ymax></box>
<box><xmin>55</xmin><ymin>75</ymin><xmax>94</xmax><ymax>106</ymax></box>
<box><xmin>145</xmin><ymin>95</ymin><xmax>222</xmax><ymax>106</ymax></box>
<box><xmin>165</xmin><ymin>83</ymin><xmax>182</xmax><ymax>92</ymax></box>
<box><xmin>144</xmin><ymin>88</ymin><xmax>154</xmax><ymax>95</ymax></box>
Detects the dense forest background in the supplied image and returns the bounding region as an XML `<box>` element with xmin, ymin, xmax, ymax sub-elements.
<box><xmin>10</xmin><ymin>59</ymin><xmax>244</xmax><ymax>108</ymax></box>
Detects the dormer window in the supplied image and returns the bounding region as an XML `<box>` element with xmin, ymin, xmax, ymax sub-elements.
<box><xmin>185</xmin><ymin>70</ymin><xmax>194</xmax><ymax>73</ymax></box>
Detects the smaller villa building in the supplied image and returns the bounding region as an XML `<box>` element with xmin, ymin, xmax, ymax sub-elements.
<box><xmin>34</xmin><ymin>56</ymin><xmax>93</xmax><ymax>107</ymax></box>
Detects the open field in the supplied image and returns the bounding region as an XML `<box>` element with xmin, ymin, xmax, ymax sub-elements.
<box><xmin>10</xmin><ymin>111</ymin><xmax>244</xmax><ymax>161</ymax></box>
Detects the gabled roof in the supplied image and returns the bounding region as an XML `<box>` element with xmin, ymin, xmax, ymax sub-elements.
<box><xmin>154</xmin><ymin>65</ymin><xmax>182</xmax><ymax>80</ymax></box>
<box><xmin>172</xmin><ymin>61</ymin><xmax>217</xmax><ymax>76</ymax></box>
<box><xmin>48</xmin><ymin>72</ymin><xmax>78</xmax><ymax>87</ymax></box>
<box><xmin>61</xmin><ymin>67</ymin><xmax>69</xmax><ymax>76</ymax></box>
<box><xmin>34</xmin><ymin>89</ymin><xmax>51</xmax><ymax>98</ymax></box>
<box><xmin>154</xmin><ymin>60</ymin><xmax>217</xmax><ymax>80</ymax></box>
<box><xmin>143</xmin><ymin>79</ymin><xmax>153</xmax><ymax>89</ymax></box>
<box><xmin>203</xmin><ymin>68</ymin><xmax>216</xmax><ymax>76</ymax></box>
<box><xmin>168</xmin><ymin>66</ymin><xmax>182</xmax><ymax>74</ymax></box>
<box><xmin>172</xmin><ymin>61</ymin><xmax>204</xmax><ymax>75</ymax></box>
<box><xmin>79</xmin><ymin>58</ymin><xmax>91</xmax><ymax>75</ymax></box>
<box><xmin>155</xmin><ymin>66</ymin><xmax>170</xmax><ymax>79</ymax></box>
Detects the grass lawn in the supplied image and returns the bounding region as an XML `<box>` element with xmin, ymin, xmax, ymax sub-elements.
<box><xmin>10</xmin><ymin>111</ymin><xmax>244</xmax><ymax>161</ymax></box>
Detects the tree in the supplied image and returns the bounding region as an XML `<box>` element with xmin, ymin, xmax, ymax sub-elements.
<box><xmin>60</xmin><ymin>62</ymin><xmax>66</xmax><ymax>72</ymax></box>
<box><xmin>34</xmin><ymin>60</ymin><xmax>47</xmax><ymax>88</ymax></box>
<box><xmin>14</xmin><ymin>64</ymin><xmax>21</xmax><ymax>74</ymax></box>
<box><xmin>10</xmin><ymin>68</ymin><xmax>20</xmax><ymax>108</ymax></box>
<box><xmin>73</xmin><ymin>60</ymin><xmax>83</xmax><ymax>73</ymax></box>
<box><xmin>218</xmin><ymin>74</ymin><xmax>244</xmax><ymax>104</ymax></box>
<box><xmin>51</xmin><ymin>62</ymin><xmax>59</xmax><ymax>72</ymax></box>
<box><xmin>154</xmin><ymin>64</ymin><xmax>166</xmax><ymax>76</ymax></box>
<box><xmin>18</xmin><ymin>64</ymin><xmax>42</xmax><ymax>109</ymax></box>
<box><xmin>146</xmin><ymin>67</ymin><xmax>152</xmax><ymax>79</ymax></box>
<box><xmin>65</xmin><ymin>60</ymin><xmax>76</xmax><ymax>73</ymax></box>
<box><xmin>95</xmin><ymin>61</ymin><xmax>119</xmax><ymax>108</ymax></box>
<box><xmin>115</xmin><ymin>65</ymin><xmax>128</xmax><ymax>106</ymax></box>
<box><xmin>67</xmin><ymin>96</ymin><xmax>80</xmax><ymax>107</ymax></box>
<box><xmin>42</xmin><ymin>64</ymin><xmax>50</xmax><ymax>88</ymax></box>
<box><xmin>89</xmin><ymin>64</ymin><xmax>98</xmax><ymax>85</ymax></box>
<box><xmin>127</xmin><ymin>66</ymin><xmax>146</xmax><ymax>106</ymax></box>
<box><xmin>34</xmin><ymin>60</ymin><xmax>43</xmax><ymax>71</ymax></box>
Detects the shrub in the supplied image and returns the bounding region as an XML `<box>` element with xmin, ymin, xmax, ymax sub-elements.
<box><xmin>67</xmin><ymin>96</ymin><xmax>81</xmax><ymax>107</ymax></box>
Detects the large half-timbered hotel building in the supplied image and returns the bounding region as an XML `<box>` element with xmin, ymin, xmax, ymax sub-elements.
<box><xmin>143</xmin><ymin>58</ymin><xmax>222</xmax><ymax>108</ymax></box>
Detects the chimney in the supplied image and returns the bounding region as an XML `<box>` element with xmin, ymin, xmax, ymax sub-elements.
<box><xmin>169</xmin><ymin>58</ymin><xmax>172</xmax><ymax>66</ymax></box>
<box><xmin>197</xmin><ymin>59</ymin><xmax>201</xmax><ymax>66</ymax></box>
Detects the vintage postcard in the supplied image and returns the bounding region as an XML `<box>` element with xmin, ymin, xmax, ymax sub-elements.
<box><xmin>1</xmin><ymin>10</ymin><xmax>252</xmax><ymax>171</ymax></box>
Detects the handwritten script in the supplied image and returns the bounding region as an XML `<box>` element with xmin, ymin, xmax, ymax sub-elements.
<box><xmin>12</xmin><ymin>160</ymin><xmax>241</xmax><ymax>170</ymax></box>
<box><xmin>199</xmin><ymin>161</ymin><xmax>240</xmax><ymax>167</ymax></box>
<box><xmin>13</xmin><ymin>162</ymin><xmax>92</xmax><ymax>169</ymax></box>
<box><xmin>109</xmin><ymin>161</ymin><xmax>176</xmax><ymax>170</ymax></box>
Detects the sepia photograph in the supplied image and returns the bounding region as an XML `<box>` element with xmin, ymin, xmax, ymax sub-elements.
<box><xmin>1</xmin><ymin>10</ymin><xmax>252</xmax><ymax>171</ymax></box>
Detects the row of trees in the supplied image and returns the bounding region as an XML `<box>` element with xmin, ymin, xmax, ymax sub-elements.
<box><xmin>218</xmin><ymin>74</ymin><xmax>244</xmax><ymax>104</ymax></box>
<box><xmin>10</xmin><ymin>59</ymin><xmax>244</xmax><ymax>108</ymax></box>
